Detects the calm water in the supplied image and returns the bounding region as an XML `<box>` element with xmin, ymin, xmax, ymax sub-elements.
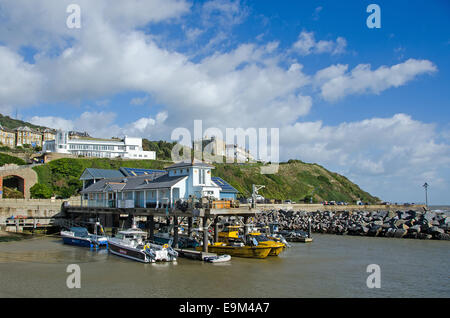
<box><xmin>0</xmin><ymin>234</ymin><xmax>448</xmax><ymax>298</ymax></box>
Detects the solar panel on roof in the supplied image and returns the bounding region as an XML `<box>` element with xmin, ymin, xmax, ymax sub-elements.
<box><xmin>212</xmin><ymin>177</ymin><xmax>238</xmax><ymax>193</ymax></box>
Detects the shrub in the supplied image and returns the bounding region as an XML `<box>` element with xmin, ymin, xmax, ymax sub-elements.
<box><xmin>30</xmin><ymin>183</ymin><xmax>53</xmax><ymax>199</ymax></box>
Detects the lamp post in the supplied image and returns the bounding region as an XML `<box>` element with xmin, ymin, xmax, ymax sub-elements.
<box><xmin>422</xmin><ymin>182</ymin><xmax>429</xmax><ymax>207</ymax></box>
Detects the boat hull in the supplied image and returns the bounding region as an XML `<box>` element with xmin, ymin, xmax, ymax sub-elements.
<box><xmin>62</xmin><ymin>236</ymin><xmax>92</xmax><ymax>247</ymax></box>
<box><xmin>198</xmin><ymin>245</ymin><xmax>272</xmax><ymax>259</ymax></box>
<box><xmin>108</xmin><ymin>240</ymin><xmax>151</xmax><ymax>263</ymax></box>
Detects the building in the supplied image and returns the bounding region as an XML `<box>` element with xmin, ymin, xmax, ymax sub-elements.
<box><xmin>43</xmin><ymin>130</ymin><xmax>156</xmax><ymax>160</ymax></box>
<box><xmin>15</xmin><ymin>126</ymin><xmax>43</xmax><ymax>147</ymax></box>
<box><xmin>80</xmin><ymin>161</ymin><xmax>239</xmax><ymax>208</ymax></box>
<box><xmin>194</xmin><ymin>136</ymin><xmax>255</xmax><ymax>163</ymax></box>
<box><xmin>41</xmin><ymin>128</ymin><xmax>56</xmax><ymax>142</ymax></box>
<box><xmin>0</xmin><ymin>125</ymin><xmax>16</xmax><ymax>147</ymax></box>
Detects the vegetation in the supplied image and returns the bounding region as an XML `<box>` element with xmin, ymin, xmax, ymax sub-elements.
<box><xmin>2</xmin><ymin>186</ymin><xmax>24</xmax><ymax>199</ymax></box>
<box><xmin>212</xmin><ymin>160</ymin><xmax>379</xmax><ymax>203</ymax></box>
<box><xmin>142</xmin><ymin>139</ymin><xmax>178</xmax><ymax>161</ymax></box>
<box><xmin>31</xmin><ymin>157</ymin><xmax>379</xmax><ymax>203</ymax></box>
<box><xmin>32</xmin><ymin>158</ymin><xmax>169</xmax><ymax>198</ymax></box>
<box><xmin>0</xmin><ymin>153</ymin><xmax>26</xmax><ymax>166</ymax></box>
<box><xmin>0</xmin><ymin>113</ymin><xmax>48</xmax><ymax>130</ymax></box>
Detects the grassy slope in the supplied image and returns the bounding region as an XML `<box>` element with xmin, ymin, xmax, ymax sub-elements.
<box><xmin>32</xmin><ymin>157</ymin><xmax>379</xmax><ymax>203</ymax></box>
<box><xmin>212</xmin><ymin>161</ymin><xmax>378</xmax><ymax>203</ymax></box>
<box><xmin>0</xmin><ymin>113</ymin><xmax>48</xmax><ymax>130</ymax></box>
<box><xmin>0</xmin><ymin>153</ymin><xmax>27</xmax><ymax>166</ymax></box>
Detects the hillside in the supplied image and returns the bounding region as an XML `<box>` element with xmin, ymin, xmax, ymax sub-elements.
<box><xmin>0</xmin><ymin>113</ymin><xmax>49</xmax><ymax>130</ymax></box>
<box><xmin>31</xmin><ymin>157</ymin><xmax>379</xmax><ymax>203</ymax></box>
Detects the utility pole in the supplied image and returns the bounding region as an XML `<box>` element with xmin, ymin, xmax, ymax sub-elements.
<box><xmin>422</xmin><ymin>182</ymin><xmax>429</xmax><ymax>207</ymax></box>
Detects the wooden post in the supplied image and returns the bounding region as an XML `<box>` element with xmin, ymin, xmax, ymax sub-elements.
<box><xmin>243</xmin><ymin>216</ymin><xmax>249</xmax><ymax>244</ymax></box>
<box><xmin>214</xmin><ymin>216</ymin><xmax>219</xmax><ymax>243</ymax></box>
<box><xmin>173</xmin><ymin>216</ymin><xmax>179</xmax><ymax>248</ymax></box>
<box><xmin>202</xmin><ymin>216</ymin><xmax>208</xmax><ymax>253</ymax></box>
<box><xmin>148</xmin><ymin>215</ymin><xmax>154</xmax><ymax>241</ymax></box>
<box><xmin>188</xmin><ymin>217</ymin><xmax>193</xmax><ymax>237</ymax></box>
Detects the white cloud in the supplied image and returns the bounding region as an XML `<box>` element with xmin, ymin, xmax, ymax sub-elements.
<box><xmin>316</xmin><ymin>59</ymin><xmax>437</xmax><ymax>101</ymax></box>
<box><xmin>280</xmin><ymin>114</ymin><xmax>450</xmax><ymax>202</ymax></box>
<box><xmin>0</xmin><ymin>46</ymin><xmax>43</xmax><ymax>107</ymax></box>
<box><xmin>292</xmin><ymin>31</ymin><xmax>347</xmax><ymax>56</ymax></box>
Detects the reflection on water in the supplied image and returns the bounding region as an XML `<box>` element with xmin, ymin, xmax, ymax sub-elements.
<box><xmin>0</xmin><ymin>234</ymin><xmax>448</xmax><ymax>298</ymax></box>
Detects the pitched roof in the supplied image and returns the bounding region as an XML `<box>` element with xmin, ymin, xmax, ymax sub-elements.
<box><xmin>119</xmin><ymin>167</ymin><xmax>166</xmax><ymax>177</ymax></box>
<box><xmin>81</xmin><ymin>173</ymin><xmax>186</xmax><ymax>193</ymax></box>
<box><xmin>79</xmin><ymin>168</ymin><xmax>125</xmax><ymax>180</ymax></box>
<box><xmin>212</xmin><ymin>177</ymin><xmax>239</xmax><ymax>193</ymax></box>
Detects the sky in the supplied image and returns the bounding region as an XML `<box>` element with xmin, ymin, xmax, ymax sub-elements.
<box><xmin>0</xmin><ymin>0</ymin><xmax>449</xmax><ymax>204</ymax></box>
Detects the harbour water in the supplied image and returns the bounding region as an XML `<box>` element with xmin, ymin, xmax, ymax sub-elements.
<box><xmin>0</xmin><ymin>233</ymin><xmax>448</xmax><ymax>298</ymax></box>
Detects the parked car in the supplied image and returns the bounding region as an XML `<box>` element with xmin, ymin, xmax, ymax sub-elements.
<box><xmin>284</xmin><ymin>200</ymin><xmax>292</xmax><ymax>204</ymax></box>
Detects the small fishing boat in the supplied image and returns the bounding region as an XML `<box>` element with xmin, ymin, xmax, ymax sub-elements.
<box><xmin>196</xmin><ymin>226</ymin><xmax>272</xmax><ymax>259</ymax></box>
<box><xmin>203</xmin><ymin>254</ymin><xmax>231</xmax><ymax>263</ymax></box>
<box><xmin>61</xmin><ymin>225</ymin><xmax>108</xmax><ymax>248</ymax></box>
<box><xmin>247</xmin><ymin>232</ymin><xmax>286</xmax><ymax>256</ymax></box>
<box><xmin>108</xmin><ymin>228</ymin><xmax>178</xmax><ymax>263</ymax></box>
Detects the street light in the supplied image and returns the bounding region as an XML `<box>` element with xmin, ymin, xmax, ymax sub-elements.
<box><xmin>422</xmin><ymin>182</ymin><xmax>429</xmax><ymax>207</ymax></box>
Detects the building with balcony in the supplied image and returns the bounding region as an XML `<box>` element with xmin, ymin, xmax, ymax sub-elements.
<box><xmin>43</xmin><ymin>130</ymin><xmax>156</xmax><ymax>160</ymax></box>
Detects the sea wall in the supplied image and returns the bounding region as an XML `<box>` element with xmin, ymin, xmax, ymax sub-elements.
<box><xmin>0</xmin><ymin>197</ymin><xmax>80</xmax><ymax>224</ymax></box>
<box><xmin>256</xmin><ymin>209</ymin><xmax>450</xmax><ymax>240</ymax></box>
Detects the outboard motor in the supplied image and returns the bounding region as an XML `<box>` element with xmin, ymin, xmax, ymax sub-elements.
<box><xmin>167</xmin><ymin>247</ymin><xmax>178</xmax><ymax>258</ymax></box>
<box><xmin>144</xmin><ymin>247</ymin><xmax>156</xmax><ymax>259</ymax></box>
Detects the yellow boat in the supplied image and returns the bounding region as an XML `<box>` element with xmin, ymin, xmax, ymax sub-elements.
<box><xmin>199</xmin><ymin>242</ymin><xmax>272</xmax><ymax>259</ymax></box>
<box><xmin>248</xmin><ymin>232</ymin><xmax>286</xmax><ymax>256</ymax></box>
<box><xmin>196</xmin><ymin>225</ymin><xmax>272</xmax><ymax>259</ymax></box>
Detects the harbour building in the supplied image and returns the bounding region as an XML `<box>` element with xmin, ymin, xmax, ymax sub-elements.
<box><xmin>80</xmin><ymin>161</ymin><xmax>238</xmax><ymax>208</ymax></box>
<box><xmin>43</xmin><ymin>130</ymin><xmax>156</xmax><ymax>160</ymax></box>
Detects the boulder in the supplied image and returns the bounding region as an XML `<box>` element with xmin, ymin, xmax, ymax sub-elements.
<box><xmin>418</xmin><ymin>233</ymin><xmax>433</xmax><ymax>240</ymax></box>
<box><xmin>429</xmin><ymin>226</ymin><xmax>445</xmax><ymax>235</ymax></box>
<box><xmin>423</xmin><ymin>212</ymin><xmax>435</xmax><ymax>223</ymax></box>
<box><xmin>394</xmin><ymin>229</ymin><xmax>407</xmax><ymax>238</ymax></box>
<box><xmin>368</xmin><ymin>225</ymin><xmax>382</xmax><ymax>237</ymax></box>
<box><xmin>409</xmin><ymin>225</ymin><xmax>421</xmax><ymax>233</ymax></box>
<box><xmin>435</xmin><ymin>233</ymin><xmax>450</xmax><ymax>241</ymax></box>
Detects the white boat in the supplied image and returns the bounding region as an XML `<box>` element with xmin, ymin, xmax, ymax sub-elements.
<box><xmin>203</xmin><ymin>254</ymin><xmax>231</xmax><ymax>263</ymax></box>
<box><xmin>108</xmin><ymin>227</ymin><xmax>178</xmax><ymax>263</ymax></box>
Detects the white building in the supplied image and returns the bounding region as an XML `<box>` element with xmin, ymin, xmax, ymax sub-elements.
<box><xmin>195</xmin><ymin>136</ymin><xmax>255</xmax><ymax>163</ymax></box>
<box><xmin>79</xmin><ymin>160</ymin><xmax>236</xmax><ymax>208</ymax></box>
<box><xmin>43</xmin><ymin>130</ymin><xmax>156</xmax><ymax>160</ymax></box>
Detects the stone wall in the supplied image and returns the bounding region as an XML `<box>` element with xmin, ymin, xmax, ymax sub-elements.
<box><xmin>0</xmin><ymin>197</ymin><xmax>81</xmax><ymax>223</ymax></box>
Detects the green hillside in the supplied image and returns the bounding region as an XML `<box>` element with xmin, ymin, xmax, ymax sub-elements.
<box><xmin>0</xmin><ymin>153</ymin><xmax>27</xmax><ymax>166</ymax></box>
<box><xmin>31</xmin><ymin>157</ymin><xmax>379</xmax><ymax>203</ymax></box>
<box><xmin>0</xmin><ymin>114</ymin><xmax>48</xmax><ymax>130</ymax></box>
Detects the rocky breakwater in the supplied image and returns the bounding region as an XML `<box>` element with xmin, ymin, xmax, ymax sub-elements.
<box><xmin>256</xmin><ymin>209</ymin><xmax>450</xmax><ymax>240</ymax></box>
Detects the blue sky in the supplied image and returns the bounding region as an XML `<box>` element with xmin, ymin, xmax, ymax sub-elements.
<box><xmin>0</xmin><ymin>0</ymin><xmax>449</xmax><ymax>204</ymax></box>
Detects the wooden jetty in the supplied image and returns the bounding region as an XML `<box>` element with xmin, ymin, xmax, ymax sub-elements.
<box><xmin>63</xmin><ymin>204</ymin><xmax>261</xmax><ymax>253</ymax></box>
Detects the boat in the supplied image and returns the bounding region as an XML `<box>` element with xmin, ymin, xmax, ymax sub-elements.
<box><xmin>61</xmin><ymin>225</ymin><xmax>108</xmax><ymax>248</ymax></box>
<box><xmin>108</xmin><ymin>228</ymin><xmax>178</xmax><ymax>263</ymax></box>
<box><xmin>279</xmin><ymin>230</ymin><xmax>313</xmax><ymax>243</ymax></box>
<box><xmin>203</xmin><ymin>254</ymin><xmax>231</xmax><ymax>263</ymax></box>
<box><xmin>177</xmin><ymin>235</ymin><xmax>200</xmax><ymax>249</ymax></box>
<box><xmin>247</xmin><ymin>232</ymin><xmax>286</xmax><ymax>256</ymax></box>
<box><xmin>196</xmin><ymin>225</ymin><xmax>272</xmax><ymax>259</ymax></box>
